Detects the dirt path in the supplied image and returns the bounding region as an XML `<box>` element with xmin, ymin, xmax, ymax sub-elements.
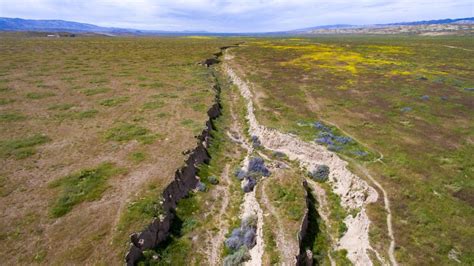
<box><xmin>224</xmin><ymin>61</ymin><xmax>380</xmax><ymax>265</ymax></box>
<box><xmin>443</xmin><ymin>45</ymin><xmax>474</xmax><ymax>52</ymax></box>
<box><xmin>260</xmin><ymin>175</ymin><xmax>299</xmax><ymax>264</ymax></box>
<box><xmin>354</xmin><ymin>162</ymin><xmax>398</xmax><ymax>266</ymax></box>
<box><xmin>208</xmin><ymin>164</ymin><xmax>231</xmax><ymax>265</ymax></box>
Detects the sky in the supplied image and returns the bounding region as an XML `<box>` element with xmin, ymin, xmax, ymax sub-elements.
<box><xmin>0</xmin><ymin>0</ymin><xmax>472</xmax><ymax>32</ymax></box>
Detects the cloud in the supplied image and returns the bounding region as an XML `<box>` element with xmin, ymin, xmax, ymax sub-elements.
<box><xmin>0</xmin><ymin>0</ymin><xmax>472</xmax><ymax>32</ymax></box>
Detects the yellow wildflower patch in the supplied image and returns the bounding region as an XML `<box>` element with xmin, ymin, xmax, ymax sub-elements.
<box><xmin>183</xmin><ymin>36</ymin><xmax>216</xmax><ymax>39</ymax></box>
<box><xmin>257</xmin><ymin>43</ymin><xmax>400</xmax><ymax>75</ymax></box>
<box><xmin>364</xmin><ymin>45</ymin><xmax>413</xmax><ymax>54</ymax></box>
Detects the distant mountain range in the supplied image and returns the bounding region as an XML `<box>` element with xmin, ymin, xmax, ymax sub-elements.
<box><xmin>0</xmin><ymin>17</ymin><xmax>208</xmax><ymax>36</ymax></box>
<box><xmin>0</xmin><ymin>17</ymin><xmax>473</xmax><ymax>36</ymax></box>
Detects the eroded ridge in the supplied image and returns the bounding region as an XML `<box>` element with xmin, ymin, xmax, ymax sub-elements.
<box><xmin>224</xmin><ymin>62</ymin><xmax>381</xmax><ymax>265</ymax></box>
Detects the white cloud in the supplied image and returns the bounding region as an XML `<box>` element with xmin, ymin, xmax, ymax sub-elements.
<box><xmin>0</xmin><ymin>0</ymin><xmax>472</xmax><ymax>32</ymax></box>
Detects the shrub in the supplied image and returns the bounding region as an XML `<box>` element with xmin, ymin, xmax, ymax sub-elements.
<box><xmin>420</xmin><ymin>95</ymin><xmax>430</xmax><ymax>100</ymax></box>
<box><xmin>248</xmin><ymin>157</ymin><xmax>270</xmax><ymax>177</ymax></box>
<box><xmin>234</xmin><ymin>167</ymin><xmax>246</xmax><ymax>180</ymax></box>
<box><xmin>49</xmin><ymin>163</ymin><xmax>123</xmax><ymax>217</ymax></box>
<box><xmin>328</xmin><ymin>144</ymin><xmax>343</xmax><ymax>152</ymax></box>
<box><xmin>313</xmin><ymin>121</ymin><xmax>331</xmax><ymax>132</ymax></box>
<box><xmin>0</xmin><ymin>98</ymin><xmax>14</xmax><ymax>105</ymax></box>
<box><xmin>251</xmin><ymin>135</ymin><xmax>261</xmax><ymax>148</ymax></box>
<box><xmin>273</xmin><ymin>151</ymin><xmax>286</xmax><ymax>158</ymax></box>
<box><xmin>400</xmin><ymin>107</ymin><xmax>412</xmax><ymax>113</ymax></box>
<box><xmin>196</xmin><ymin>181</ymin><xmax>206</xmax><ymax>192</ymax></box>
<box><xmin>142</xmin><ymin>100</ymin><xmax>164</xmax><ymax>110</ymax></box>
<box><xmin>334</xmin><ymin>136</ymin><xmax>352</xmax><ymax>144</ymax></box>
<box><xmin>309</xmin><ymin>165</ymin><xmax>330</xmax><ymax>182</ymax></box>
<box><xmin>81</xmin><ymin>87</ymin><xmax>110</xmax><ymax>96</ymax></box>
<box><xmin>243</xmin><ymin>176</ymin><xmax>257</xmax><ymax>193</ymax></box>
<box><xmin>352</xmin><ymin>150</ymin><xmax>368</xmax><ymax>157</ymax></box>
<box><xmin>0</xmin><ymin>112</ymin><xmax>26</xmax><ymax>122</ymax></box>
<box><xmin>105</xmin><ymin>123</ymin><xmax>155</xmax><ymax>143</ymax></box>
<box><xmin>0</xmin><ymin>134</ymin><xmax>51</xmax><ymax>159</ymax></box>
<box><xmin>99</xmin><ymin>96</ymin><xmax>129</xmax><ymax>107</ymax></box>
<box><xmin>208</xmin><ymin>176</ymin><xmax>219</xmax><ymax>185</ymax></box>
<box><xmin>26</xmin><ymin>92</ymin><xmax>55</xmax><ymax>99</ymax></box>
<box><xmin>225</xmin><ymin>217</ymin><xmax>257</xmax><ymax>251</ymax></box>
<box><xmin>48</xmin><ymin>103</ymin><xmax>74</xmax><ymax>110</ymax></box>
<box><xmin>223</xmin><ymin>246</ymin><xmax>250</xmax><ymax>266</ymax></box>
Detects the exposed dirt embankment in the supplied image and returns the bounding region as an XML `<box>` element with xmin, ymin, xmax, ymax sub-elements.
<box><xmin>224</xmin><ymin>61</ymin><xmax>381</xmax><ymax>265</ymax></box>
<box><xmin>125</xmin><ymin>47</ymin><xmax>237</xmax><ymax>265</ymax></box>
<box><xmin>296</xmin><ymin>181</ymin><xmax>311</xmax><ymax>264</ymax></box>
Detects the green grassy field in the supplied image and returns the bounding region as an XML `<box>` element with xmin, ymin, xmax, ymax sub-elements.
<box><xmin>229</xmin><ymin>36</ymin><xmax>474</xmax><ymax>264</ymax></box>
<box><xmin>0</xmin><ymin>35</ymin><xmax>231</xmax><ymax>264</ymax></box>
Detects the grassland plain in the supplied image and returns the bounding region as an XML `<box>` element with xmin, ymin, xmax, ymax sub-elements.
<box><xmin>229</xmin><ymin>36</ymin><xmax>473</xmax><ymax>265</ymax></box>
<box><xmin>0</xmin><ymin>35</ymin><xmax>233</xmax><ymax>264</ymax></box>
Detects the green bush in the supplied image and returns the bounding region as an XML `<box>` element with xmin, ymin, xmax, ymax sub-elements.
<box><xmin>105</xmin><ymin>123</ymin><xmax>156</xmax><ymax>144</ymax></box>
<box><xmin>100</xmin><ymin>96</ymin><xmax>129</xmax><ymax>107</ymax></box>
<box><xmin>49</xmin><ymin>163</ymin><xmax>123</xmax><ymax>217</ymax></box>
<box><xmin>223</xmin><ymin>246</ymin><xmax>250</xmax><ymax>266</ymax></box>
<box><xmin>0</xmin><ymin>112</ymin><xmax>26</xmax><ymax>122</ymax></box>
<box><xmin>81</xmin><ymin>87</ymin><xmax>110</xmax><ymax>96</ymax></box>
<box><xmin>26</xmin><ymin>92</ymin><xmax>55</xmax><ymax>99</ymax></box>
<box><xmin>0</xmin><ymin>134</ymin><xmax>51</xmax><ymax>159</ymax></box>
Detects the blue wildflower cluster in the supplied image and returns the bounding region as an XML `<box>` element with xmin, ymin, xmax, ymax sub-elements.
<box><xmin>225</xmin><ymin>216</ymin><xmax>257</xmax><ymax>251</ymax></box>
<box><xmin>234</xmin><ymin>157</ymin><xmax>270</xmax><ymax>193</ymax></box>
<box><xmin>420</xmin><ymin>95</ymin><xmax>430</xmax><ymax>100</ymax></box>
<box><xmin>401</xmin><ymin>107</ymin><xmax>412</xmax><ymax>113</ymax></box>
<box><xmin>313</xmin><ymin>121</ymin><xmax>353</xmax><ymax>152</ymax></box>
<box><xmin>234</xmin><ymin>168</ymin><xmax>246</xmax><ymax>180</ymax></box>
<box><xmin>251</xmin><ymin>135</ymin><xmax>261</xmax><ymax>148</ymax></box>
<box><xmin>248</xmin><ymin>157</ymin><xmax>270</xmax><ymax>177</ymax></box>
<box><xmin>352</xmin><ymin>150</ymin><xmax>368</xmax><ymax>157</ymax></box>
<box><xmin>243</xmin><ymin>176</ymin><xmax>257</xmax><ymax>192</ymax></box>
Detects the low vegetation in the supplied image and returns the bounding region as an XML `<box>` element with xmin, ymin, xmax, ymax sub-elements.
<box><xmin>0</xmin><ymin>134</ymin><xmax>50</xmax><ymax>159</ymax></box>
<box><xmin>49</xmin><ymin>163</ymin><xmax>124</xmax><ymax>217</ymax></box>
